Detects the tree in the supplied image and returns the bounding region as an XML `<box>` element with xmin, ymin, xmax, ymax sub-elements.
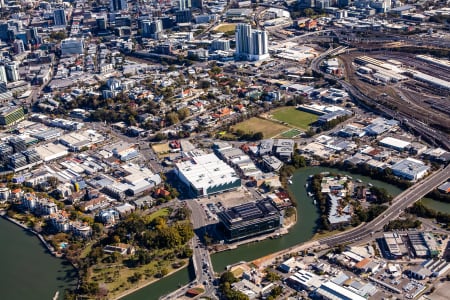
<box><xmin>177</xmin><ymin>107</ymin><xmax>190</xmax><ymax>120</ymax></box>
<box><xmin>166</xmin><ymin>112</ymin><xmax>179</xmax><ymax>125</ymax></box>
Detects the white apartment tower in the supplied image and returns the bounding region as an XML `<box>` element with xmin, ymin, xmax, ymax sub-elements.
<box><xmin>5</xmin><ymin>62</ymin><xmax>19</xmax><ymax>82</ymax></box>
<box><xmin>235</xmin><ymin>23</ymin><xmax>269</xmax><ymax>61</ymax></box>
<box><xmin>0</xmin><ymin>65</ymin><xmax>7</xmax><ymax>84</ymax></box>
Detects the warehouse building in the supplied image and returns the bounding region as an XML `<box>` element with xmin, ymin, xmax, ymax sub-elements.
<box><xmin>34</xmin><ymin>143</ymin><xmax>69</xmax><ymax>162</ymax></box>
<box><xmin>217</xmin><ymin>199</ymin><xmax>281</xmax><ymax>242</ymax></box>
<box><xmin>379</xmin><ymin>137</ymin><xmax>411</xmax><ymax>151</ymax></box>
<box><xmin>391</xmin><ymin>158</ymin><xmax>429</xmax><ymax>181</ymax></box>
<box><xmin>315</xmin><ymin>281</ymin><xmax>367</xmax><ymax>300</ymax></box>
<box><xmin>175</xmin><ymin>153</ymin><xmax>241</xmax><ymax>197</ymax></box>
<box><xmin>407</xmin><ymin>231</ymin><xmax>439</xmax><ymax>258</ymax></box>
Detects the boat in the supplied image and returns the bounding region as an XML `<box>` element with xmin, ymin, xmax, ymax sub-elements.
<box><xmin>305</xmin><ymin>183</ymin><xmax>309</xmax><ymax>189</ymax></box>
<box><xmin>356</xmin><ymin>179</ymin><xmax>362</xmax><ymax>183</ymax></box>
<box><xmin>314</xmin><ymin>199</ymin><xmax>317</xmax><ymax>205</ymax></box>
<box><xmin>368</xmin><ymin>183</ymin><xmax>373</xmax><ymax>187</ymax></box>
<box><xmin>308</xmin><ymin>192</ymin><xmax>314</xmax><ymax>197</ymax></box>
<box><xmin>288</xmin><ymin>180</ymin><xmax>293</xmax><ymax>185</ymax></box>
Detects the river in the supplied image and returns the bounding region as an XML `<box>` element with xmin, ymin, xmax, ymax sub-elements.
<box><xmin>0</xmin><ymin>217</ymin><xmax>77</xmax><ymax>300</ymax></box>
<box><xmin>124</xmin><ymin>166</ymin><xmax>404</xmax><ymax>299</ymax></box>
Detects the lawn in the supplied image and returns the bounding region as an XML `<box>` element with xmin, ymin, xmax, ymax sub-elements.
<box><xmin>231</xmin><ymin>117</ymin><xmax>290</xmax><ymax>138</ymax></box>
<box><xmin>151</xmin><ymin>143</ymin><xmax>170</xmax><ymax>158</ymax></box>
<box><xmin>213</xmin><ymin>23</ymin><xmax>236</xmax><ymax>33</ymax></box>
<box><xmin>145</xmin><ymin>208</ymin><xmax>170</xmax><ymax>223</ymax></box>
<box><xmin>280</xmin><ymin>128</ymin><xmax>302</xmax><ymax>138</ymax></box>
<box><xmin>271</xmin><ymin>107</ymin><xmax>318</xmax><ymax>130</ymax></box>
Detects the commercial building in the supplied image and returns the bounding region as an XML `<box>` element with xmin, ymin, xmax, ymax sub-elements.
<box><xmin>261</xmin><ymin>155</ymin><xmax>283</xmax><ymax>172</ymax></box>
<box><xmin>110</xmin><ymin>0</ymin><xmax>128</xmax><ymax>11</ymax></box>
<box><xmin>53</xmin><ymin>8</ymin><xmax>67</xmax><ymax>26</ymax></box>
<box><xmin>391</xmin><ymin>158</ymin><xmax>429</xmax><ymax>181</ymax></box>
<box><xmin>0</xmin><ymin>64</ymin><xmax>7</xmax><ymax>83</ymax></box>
<box><xmin>5</xmin><ymin>61</ymin><xmax>19</xmax><ymax>82</ymax></box>
<box><xmin>142</xmin><ymin>19</ymin><xmax>163</xmax><ymax>38</ymax></box>
<box><xmin>61</xmin><ymin>38</ymin><xmax>84</xmax><ymax>56</ymax></box>
<box><xmin>407</xmin><ymin>231</ymin><xmax>439</xmax><ymax>258</ymax></box>
<box><xmin>0</xmin><ymin>106</ymin><xmax>25</xmax><ymax>126</ymax></box>
<box><xmin>34</xmin><ymin>143</ymin><xmax>69</xmax><ymax>162</ymax></box>
<box><xmin>381</xmin><ymin>232</ymin><xmax>408</xmax><ymax>259</ymax></box>
<box><xmin>175</xmin><ymin>153</ymin><xmax>241</xmax><ymax>197</ymax></box>
<box><xmin>211</xmin><ymin>39</ymin><xmax>230</xmax><ymax>51</ymax></box>
<box><xmin>379</xmin><ymin>137</ymin><xmax>411</xmax><ymax>151</ymax></box>
<box><xmin>179</xmin><ymin>0</ymin><xmax>191</xmax><ymax>10</ymax></box>
<box><xmin>287</xmin><ymin>270</ymin><xmax>323</xmax><ymax>291</ymax></box>
<box><xmin>235</xmin><ymin>23</ymin><xmax>269</xmax><ymax>61</ymax></box>
<box><xmin>217</xmin><ymin>199</ymin><xmax>281</xmax><ymax>242</ymax></box>
<box><xmin>315</xmin><ymin>281</ymin><xmax>367</xmax><ymax>300</ymax></box>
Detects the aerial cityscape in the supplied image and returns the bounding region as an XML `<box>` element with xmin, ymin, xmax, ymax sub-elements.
<box><xmin>0</xmin><ymin>0</ymin><xmax>449</xmax><ymax>299</ymax></box>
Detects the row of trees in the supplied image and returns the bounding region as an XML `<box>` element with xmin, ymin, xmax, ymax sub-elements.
<box><xmin>408</xmin><ymin>201</ymin><xmax>450</xmax><ymax>225</ymax></box>
<box><xmin>383</xmin><ymin>218</ymin><xmax>422</xmax><ymax>231</ymax></box>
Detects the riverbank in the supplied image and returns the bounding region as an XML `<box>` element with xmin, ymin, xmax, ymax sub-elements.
<box><xmin>1</xmin><ymin>214</ymin><xmax>59</xmax><ymax>257</ymax></box>
<box><xmin>114</xmin><ymin>266</ymin><xmax>188</xmax><ymax>300</ymax></box>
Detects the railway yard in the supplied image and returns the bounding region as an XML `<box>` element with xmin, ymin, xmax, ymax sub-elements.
<box><xmin>337</xmin><ymin>51</ymin><xmax>450</xmax><ymax>139</ymax></box>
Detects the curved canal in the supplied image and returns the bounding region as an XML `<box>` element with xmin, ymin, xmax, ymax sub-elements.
<box><xmin>0</xmin><ymin>217</ymin><xmax>77</xmax><ymax>300</ymax></box>
<box><xmin>124</xmin><ymin>166</ymin><xmax>404</xmax><ymax>299</ymax></box>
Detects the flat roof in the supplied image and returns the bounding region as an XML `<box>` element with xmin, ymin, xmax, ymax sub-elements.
<box><xmin>379</xmin><ymin>137</ymin><xmax>410</xmax><ymax>149</ymax></box>
<box><xmin>176</xmin><ymin>153</ymin><xmax>239</xmax><ymax>190</ymax></box>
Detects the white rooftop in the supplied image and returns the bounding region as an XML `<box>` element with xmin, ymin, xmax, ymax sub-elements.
<box><xmin>176</xmin><ymin>153</ymin><xmax>239</xmax><ymax>190</ymax></box>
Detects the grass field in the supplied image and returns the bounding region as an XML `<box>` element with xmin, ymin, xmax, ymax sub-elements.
<box><xmin>213</xmin><ymin>23</ymin><xmax>236</xmax><ymax>33</ymax></box>
<box><xmin>152</xmin><ymin>143</ymin><xmax>170</xmax><ymax>158</ymax></box>
<box><xmin>271</xmin><ymin>107</ymin><xmax>318</xmax><ymax>130</ymax></box>
<box><xmin>231</xmin><ymin>117</ymin><xmax>290</xmax><ymax>138</ymax></box>
<box><xmin>280</xmin><ymin>128</ymin><xmax>302</xmax><ymax>138</ymax></box>
<box><xmin>146</xmin><ymin>208</ymin><xmax>170</xmax><ymax>223</ymax></box>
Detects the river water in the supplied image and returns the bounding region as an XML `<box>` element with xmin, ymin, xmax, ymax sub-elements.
<box><xmin>0</xmin><ymin>217</ymin><xmax>77</xmax><ymax>300</ymax></box>
<box><xmin>0</xmin><ymin>166</ymin><xmax>421</xmax><ymax>300</ymax></box>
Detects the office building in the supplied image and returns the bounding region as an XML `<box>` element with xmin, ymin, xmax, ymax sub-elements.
<box><xmin>175</xmin><ymin>153</ymin><xmax>241</xmax><ymax>197</ymax></box>
<box><xmin>110</xmin><ymin>0</ymin><xmax>128</xmax><ymax>11</ymax></box>
<box><xmin>0</xmin><ymin>106</ymin><xmax>23</xmax><ymax>126</ymax></box>
<box><xmin>142</xmin><ymin>19</ymin><xmax>163</xmax><ymax>38</ymax></box>
<box><xmin>315</xmin><ymin>0</ymin><xmax>330</xmax><ymax>9</ymax></box>
<box><xmin>391</xmin><ymin>158</ymin><xmax>430</xmax><ymax>181</ymax></box>
<box><xmin>176</xmin><ymin>9</ymin><xmax>192</xmax><ymax>23</ymax></box>
<box><xmin>13</xmin><ymin>39</ymin><xmax>25</xmax><ymax>54</ymax></box>
<box><xmin>217</xmin><ymin>199</ymin><xmax>281</xmax><ymax>242</ymax></box>
<box><xmin>5</xmin><ymin>61</ymin><xmax>19</xmax><ymax>82</ymax></box>
<box><xmin>61</xmin><ymin>38</ymin><xmax>84</xmax><ymax>56</ymax></box>
<box><xmin>179</xmin><ymin>0</ymin><xmax>191</xmax><ymax>10</ymax></box>
<box><xmin>96</xmin><ymin>16</ymin><xmax>107</xmax><ymax>31</ymax></box>
<box><xmin>53</xmin><ymin>8</ymin><xmax>67</xmax><ymax>26</ymax></box>
<box><xmin>0</xmin><ymin>65</ymin><xmax>7</xmax><ymax>83</ymax></box>
<box><xmin>235</xmin><ymin>23</ymin><xmax>269</xmax><ymax>61</ymax></box>
<box><xmin>211</xmin><ymin>39</ymin><xmax>230</xmax><ymax>51</ymax></box>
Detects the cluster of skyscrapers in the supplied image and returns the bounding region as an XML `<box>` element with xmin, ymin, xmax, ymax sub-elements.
<box><xmin>235</xmin><ymin>23</ymin><xmax>269</xmax><ymax>61</ymax></box>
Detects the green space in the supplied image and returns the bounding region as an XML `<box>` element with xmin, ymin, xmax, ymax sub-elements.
<box><xmin>280</xmin><ymin>128</ymin><xmax>302</xmax><ymax>138</ymax></box>
<box><xmin>213</xmin><ymin>23</ymin><xmax>236</xmax><ymax>33</ymax></box>
<box><xmin>146</xmin><ymin>208</ymin><xmax>170</xmax><ymax>223</ymax></box>
<box><xmin>231</xmin><ymin>117</ymin><xmax>290</xmax><ymax>138</ymax></box>
<box><xmin>271</xmin><ymin>107</ymin><xmax>318</xmax><ymax>130</ymax></box>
